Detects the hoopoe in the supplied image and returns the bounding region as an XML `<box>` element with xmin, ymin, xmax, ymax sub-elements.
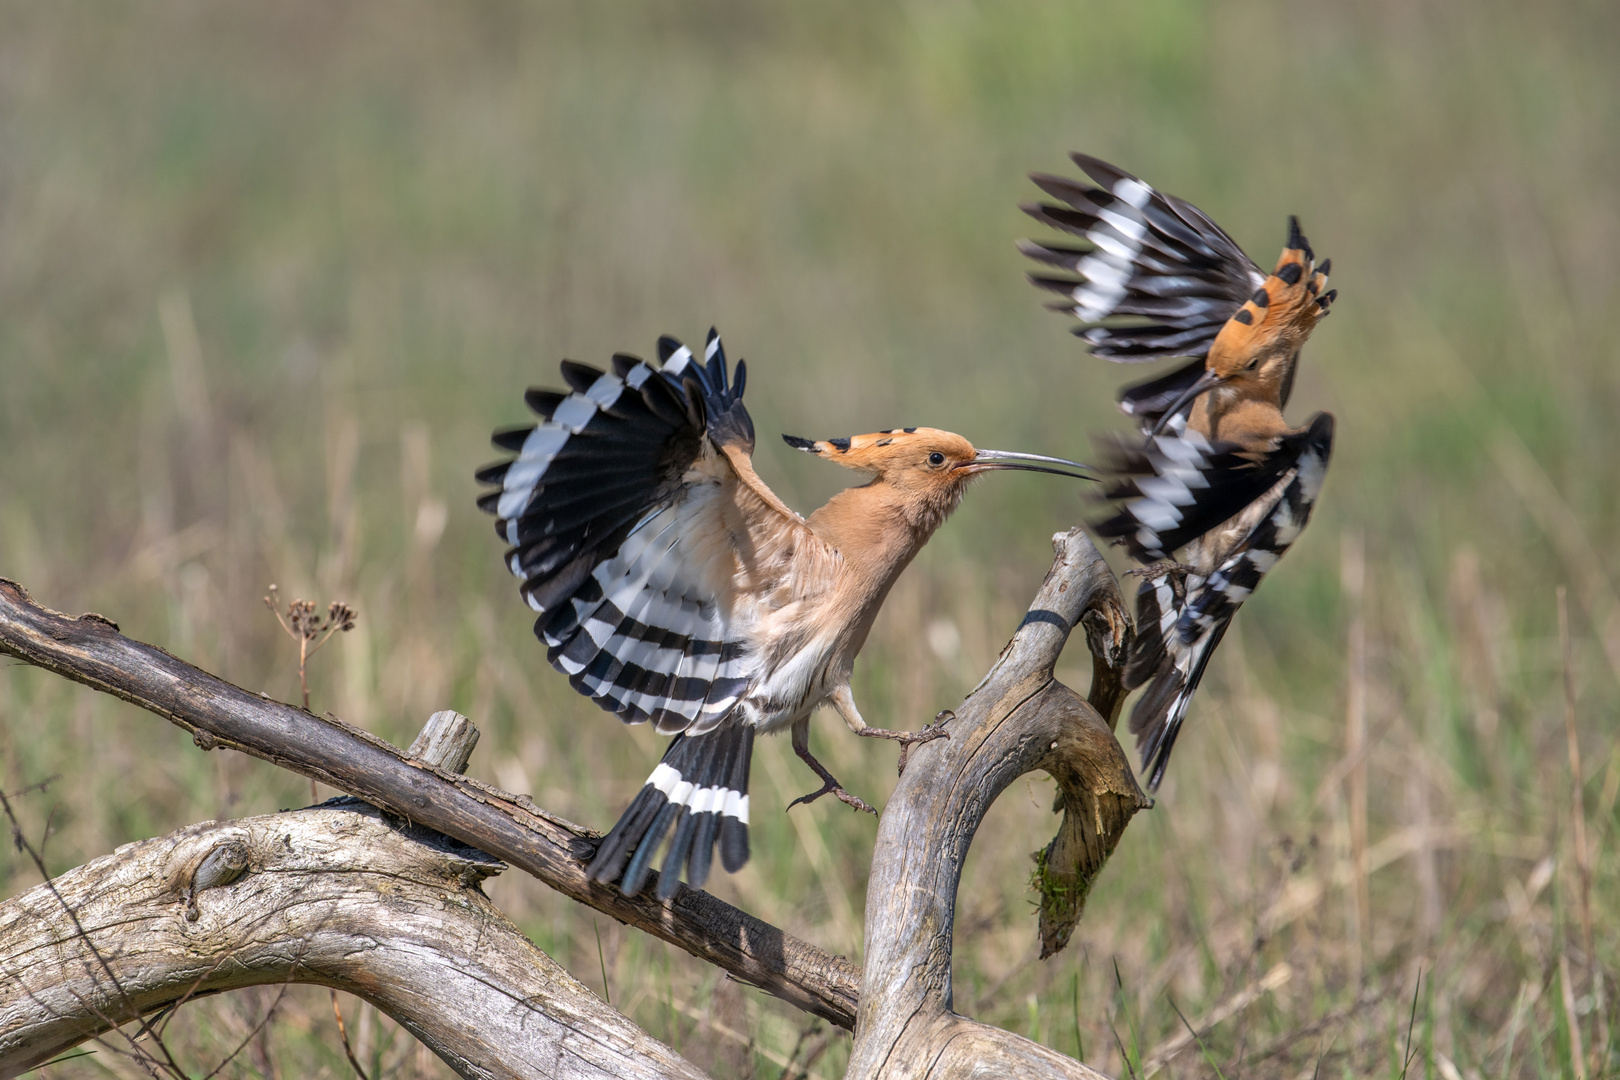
<box><xmin>477</xmin><ymin>330</ymin><xmax>1091</xmax><ymax>897</ymax></box>
<box><xmin>1021</xmin><ymin>154</ymin><xmax>1337</xmax><ymax>791</ymax></box>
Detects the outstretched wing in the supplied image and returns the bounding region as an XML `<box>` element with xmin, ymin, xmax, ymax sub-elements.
<box><xmin>477</xmin><ymin>329</ymin><xmax>825</xmax><ymax>736</ymax></box>
<box><xmin>1093</xmin><ymin>412</ymin><xmax>1334</xmax><ymax>565</ymax></box>
<box><xmin>1021</xmin><ymin>154</ymin><xmax>1268</xmax><ymax>430</ymax></box>
<box><xmin>1119</xmin><ymin>413</ymin><xmax>1334</xmax><ymax>790</ymax></box>
<box><xmin>1021</xmin><ymin>153</ymin><xmax>1265</xmax><ymax>366</ymax></box>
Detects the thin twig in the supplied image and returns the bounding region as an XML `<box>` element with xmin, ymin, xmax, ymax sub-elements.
<box><xmin>1167</xmin><ymin>998</ymin><xmax>1227</xmax><ymax>1080</ymax></box>
<box><xmin>264</xmin><ymin>585</ymin><xmax>366</xmax><ymax>1078</ymax></box>
<box><xmin>1341</xmin><ymin>532</ymin><xmax>1369</xmax><ymax>985</ymax></box>
<box><xmin>1398</xmin><ymin>967</ymin><xmax>1422</xmax><ymax>1080</ymax></box>
<box><xmin>1110</xmin><ymin>1020</ymin><xmax>1139</xmax><ymax>1080</ymax></box>
<box><xmin>332</xmin><ymin>990</ymin><xmax>371</xmax><ymax>1080</ymax></box>
<box><xmin>200</xmin><ymin>983</ymin><xmax>292</xmax><ymax>1080</ymax></box>
<box><xmin>594</xmin><ymin>918</ymin><xmax>612</xmax><ymax>1006</ymax></box>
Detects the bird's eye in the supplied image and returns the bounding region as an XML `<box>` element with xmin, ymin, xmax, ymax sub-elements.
<box><xmin>928</xmin><ymin>451</ymin><xmax>946</xmax><ymax>467</ymax></box>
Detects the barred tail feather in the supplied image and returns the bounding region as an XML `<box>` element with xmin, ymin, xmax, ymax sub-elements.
<box><xmin>1123</xmin><ymin>573</ymin><xmax>1179</xmax><ymax>693</ymax></box>
<box><xmin>1123</xmin><ymin>570</ymin><xmax>1212</xmax><ymax>790</ymax></box>
<box><xmin>1129</xmin><ymin>610</ymin><xmax>1230</xmax><ymax>792</ymax></box>
<box><xmin>587</xmin><ymin>717</ymin><xmax>755</xmax><ymax>898</ymax></box>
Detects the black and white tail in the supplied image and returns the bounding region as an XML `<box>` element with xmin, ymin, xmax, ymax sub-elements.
<box><xmin>1122</xmin><ymin>571</ymin><xmax>1231</xmax><ymax>793</ymax></box>
<box><xmin>1021</xmin><ymin>154</ymin><xmax>1268</xmax><ymax>430</ymax></box>
<box><xmin>1101</xmin><ymin>413</ymin><xmax>1334</xmax><ymax>789</ymax></box>
<box><xmin>587</xmin><ymin>718</ymin><xmax>755</xmax><ymax>898</ymax></box>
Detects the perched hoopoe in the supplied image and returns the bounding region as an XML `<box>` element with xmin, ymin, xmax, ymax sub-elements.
<box><xmin>477</xmin><ymin>330</ymin><xmax>1091</xmax><ymax>897</ymax></box>
<box><xmin>1021</xmin><ymin>154</ymin><xmax>1337</xmax><ymax>791</ymax></box>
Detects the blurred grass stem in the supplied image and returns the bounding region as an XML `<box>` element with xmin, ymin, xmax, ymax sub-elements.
<box><xmin>1341</xmin><ymin>532</ymin><xmax>1369</xmax><ymax>985</ymax></box>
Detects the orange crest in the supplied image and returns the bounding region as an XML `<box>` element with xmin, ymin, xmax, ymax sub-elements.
<box><xmin>1207</xmin><ymin>217</ymin><xmax>1336</xmax><ymax>378</ymax></box>
<box><xmin>782</xmin><ymin>428</ymin><xmax>976</xmax><ymax>474</ymax></box>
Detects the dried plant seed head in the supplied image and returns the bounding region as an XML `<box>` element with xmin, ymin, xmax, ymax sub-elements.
<box><xmin>327</xmin><ymin>601</ymin><xmax>359</xmax><ymax>632</ymax></box>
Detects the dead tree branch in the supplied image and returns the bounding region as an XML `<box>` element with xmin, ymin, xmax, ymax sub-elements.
<box><xmin>1</xmin><ymin>528</ymin><xmax>1144</xmax><ymax>1079</ymax></box>
<box><xmin>847</xmin><ymin>528</ymin><xmax>1147</xmax><ymax>1079</ymax></box>
<box><xmin>0</xmin><ymin>577</ymin><xmax>860</xmax><ymax>1029</ymax></box>
<box><xmin>0</xmin><ymin>802</ymin><xmax>705</xmax><ymax>1080</ymax></box>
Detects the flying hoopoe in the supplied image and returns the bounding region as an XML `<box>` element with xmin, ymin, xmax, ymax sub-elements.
<box><xmin>1021</xmin><ymin>154</ymin><xmax>1337</xmax><ymax>791</ymax></box>
<box><xmin>477</xmin><ymin>330</ymin><xmax>1091</xmax><ymax>897</ymax></box>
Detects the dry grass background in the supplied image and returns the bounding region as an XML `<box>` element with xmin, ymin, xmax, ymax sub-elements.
<box><xmin>0</xmin><ymin>2</ymin><xmax>1616</xmax><ymax>1077</ymax></box>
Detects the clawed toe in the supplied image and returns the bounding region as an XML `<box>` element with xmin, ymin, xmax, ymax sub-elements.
<box><xmin>856</xmin><ymin>720</ymin><xmax>952</xmax><ymax>747</ymax></box>
<box><xmin>788</xmin><ymin>779</ymin><xmax>877</xmax><ymax>816</ymax></box>
<box><xmin>884</xmin><ymin>711</ymin><xmax>954</xmax><ymax>774</ymax></box>
<box><xmin>791</xmin><ymin>726</ymin><xmax>879</xmax><ymax>816</ymax></box>
<box><xmin>1125</xmin><ymin>561</ymin><xmax>1195</xmax><ymax>581</ymax></box>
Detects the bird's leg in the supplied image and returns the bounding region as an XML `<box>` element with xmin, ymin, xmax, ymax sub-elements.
<box><xmin>1125</xmin><ymin>560</ymin><xmax>1197</xmax><ymax>582</ymax></box>
<box><xmin>787</xmin><ymin>716</ymin><xmax>876</xmax><ymax>816</ymax></box>
<box><xmin>831</xmin><ymin>685</ymin><xmax>951</xmax><ymax>775</ymax></box>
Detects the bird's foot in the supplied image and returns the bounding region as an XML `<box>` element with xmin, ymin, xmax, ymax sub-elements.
<box><xmin>788</xmin><ymin>738</ymin><xmax>878</xmax><ymax>815</ymax></box>
<box><xmin>787</xmin><ymin>777</ymin><xmax>876</xmax><ymax>816</ymax></box>
<box><xmin>858</xmin><ymin>710</ymin><xmax>954</xmax><ymax>775</ymax></box>
<box><xmin>1125</xmin><ymin>561</ymin><xmax>1196</xmax><ymax>582</ymax></box>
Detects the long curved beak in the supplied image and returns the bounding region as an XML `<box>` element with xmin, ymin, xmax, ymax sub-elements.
<box><xmin>1147</xmin><ymin>368</ymin><xmax>1226</xmax><ymax>438</ymax></box>
<box><xmin>959</xmin><ymin>448</ymin><xmax>1096</xmax><ymax>480</ymax></box>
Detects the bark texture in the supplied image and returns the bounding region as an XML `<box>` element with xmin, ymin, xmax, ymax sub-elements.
<box><xmin>0</xmin><ymin>804</ymin><xmax>705</xmax><ymax>1080</ymax></box>
<box><xmin>0</xmin><ymin>577</ymin><xmax>860</xmax><ymax>1029</ymax></box>
<box><xmin>846</xmin><ymin>529</ymin><xmax>1146</xmax><ymax>1079</ymax></box>
<box><xmin>0</xmin><ymin>528</ymin><xmax>1144</xmax><ymax>1079</ymax></box>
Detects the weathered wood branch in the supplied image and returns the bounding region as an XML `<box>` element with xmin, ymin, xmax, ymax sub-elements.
<box><xmin>0</xmin><ymin>802</ymin><xmax>706</xmax><ymax>1080</ymax></box>
<box><xmin>1</xmin><ymin>528</ymin><xmax>1144</xmax><ymax>1079</ymax></box>
<box><xmin>0</xmin><ymin>577</ymin><xmax>861</xmax><ymax>1029</ymax></box>
<box><xmin>848</xmin><ymin>528</ymin><xmax>1147</xmax><ymax>1078</ymax></box>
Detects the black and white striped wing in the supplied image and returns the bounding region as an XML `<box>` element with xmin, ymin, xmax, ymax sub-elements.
<box><xmin>476</xmin><ymin>331</ymin><xmax>770</xmax><ymax>736</ymax></box>
<box><xmin>1120</xmin><ymin>413</ymin><xmax>1334</xmax><ymax>790</ymax></box>
<box><xmin>1022</xmin><ymin>154</ymin><xmax>1267</xmax><ymax>431</ymax></box>
<box><xmin>1175</xmin><ymin>415</ymin><xmax>1333</xmax><ymax>641</ymax></box>
<box><xmin>1093</xmin><ymin>412</ymin><xmax>1333</xmax><ymax>565</ymax></box>
<box><xmin>1021</xmin><ymin>154</ymin><xmax>1264</xmax><ymax>363</ymax></box>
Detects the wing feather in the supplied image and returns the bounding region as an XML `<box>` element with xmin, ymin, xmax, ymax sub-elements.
<box><xmin>1022</xmin><ymin>155</ymin><xmax>1264</xmax><ymax>365</ymax></box>
<box><xmin>1094</xmin><ymin>412</ymin><xmax>1334</xmax><ymax>563</ymax></box>
<box><xmin>478</xmin><ymin>329</ymin><xmax>832</xmax><ymax>736</ymax></box>
<box><xmin>1121</xmin><ymin>413</ymin><xmax>1334</xmax><ymax>790</ymax></box>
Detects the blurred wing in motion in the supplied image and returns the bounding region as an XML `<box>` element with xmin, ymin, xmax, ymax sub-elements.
<box><xmin>1021</xmin><ymin>153</ymin><xmax>1265</xmax><ymax>366</ymax></box>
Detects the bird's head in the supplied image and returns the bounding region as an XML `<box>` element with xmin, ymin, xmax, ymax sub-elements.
<box><xmin>782</xmin><ymin>427</ymin><xmax>1092</xmax><ymax>519</ymax></box>
<box><xmin>1153</xmin><ymin>218</ymin><xmax>1336</xmax><ymax>432</ymax></box>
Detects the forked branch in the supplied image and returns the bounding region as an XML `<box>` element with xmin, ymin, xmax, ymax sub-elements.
<box><xmin>0</xmin><ymin>527</ymin><xmax>1144</xmax><ymax>1079</ymax></box>
<box><xmin>0</xmin><ymin>577</ymin><xmax>861</xmax><ymax>1029</ymax></box>
<box><xmin>848</xmin><ymin>528</ymin><xmax>1146</xmax><ymax>1078</ymax></box>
